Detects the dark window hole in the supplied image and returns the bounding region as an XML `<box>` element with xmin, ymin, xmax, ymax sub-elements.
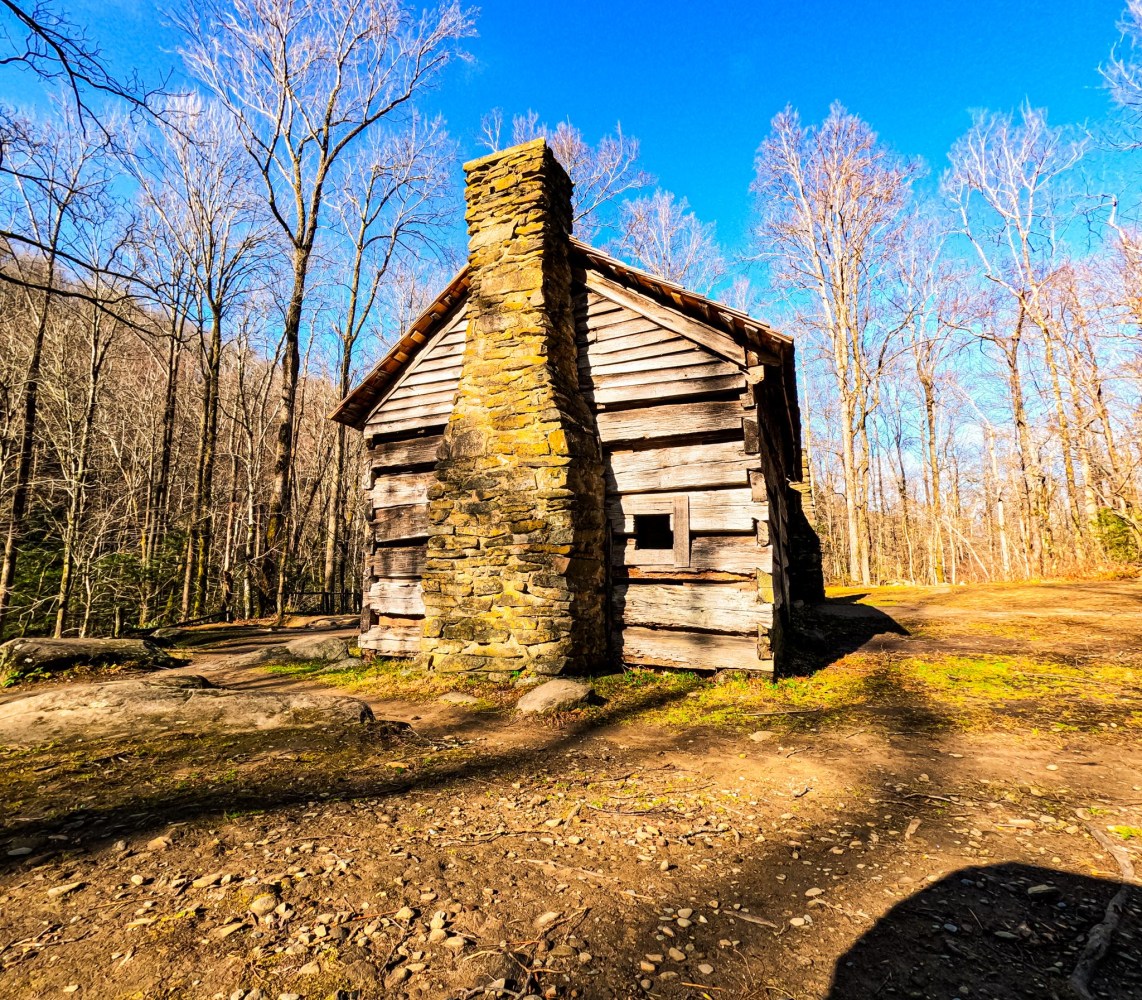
<box><xmin>633</xmin><ymin>513</ymin><xmax>673</xmax><ymax>550</ymax></box>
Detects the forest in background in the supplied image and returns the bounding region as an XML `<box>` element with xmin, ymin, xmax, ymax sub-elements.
<box><xmin>0</xmin><ymin>0</ymin><xmax>1140</xmax><ymax>641</ymax></box>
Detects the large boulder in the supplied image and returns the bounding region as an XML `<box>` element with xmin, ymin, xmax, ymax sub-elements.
<box><xmin>0</xmin><ymin>637</ymin><xmax>183</xmax><ymax>684</ymax></box>
<box><xmin>0</xmin><ymin>675</ymin><xmax>381</xmax><ymax>743</ymax></box>
<box><xmin>284</xmin><ymin>634</ymin><xmax>352</xmax><ymax>661</ymax></box>
<box><xmin>516</xmin><ymin>678</ymin><xmax>594</xmax><ymax>714</ymax></box>
<box><xmin>232</xmin><ymin>633</ymin><xmax>352</xmax><ymax>668</ymax></box>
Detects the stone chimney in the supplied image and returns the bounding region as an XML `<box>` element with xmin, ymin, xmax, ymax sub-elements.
<box><xmin>420</xmin><ymin>139</ymin><xmax>607</xmax><ymax>676</ymax></box>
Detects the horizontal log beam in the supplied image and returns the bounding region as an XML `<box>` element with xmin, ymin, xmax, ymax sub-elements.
<box><xmin>595</xmin><ymin>398</ymin><xmax>743</xmax><ymax>445</ymax></box>
<box><xmin>606</xmin><ymin>440</ymin><xmax>755</xmax><ymax>493</ymax></box>
<box><xmin>371</xmin><ymin>471</ymin><xmax>430</xmax><ymax>509</ymax></box>
<box><xmin>369</xmin><ymin>435</ymin><xmax>443</xmax><ymax>467</ymax></box>
<box><xmin>614</xmin><ymin>535</ymin><xmax>773</xmax><ymax>575</ymax></box>
<box><xmin>615</xmin><ymin>626</ymin><xmax>771</xmax><ymax>672</ymax></box>
<box><xmin>372</xmin><ymin>504</ymin><xmax>428</xmax><ymax>543</ymax></box>
<box><xmin>366</xmin><ymin>579</ymin><xmax>425</xmax><ymax>616</ymax></box>
<box><xmin>370</xmin><ymin>545</ymin><xmax>426</xmax><ymax>578</ymax></box>
<box><xmin>360</xmin><ymin>621</ymin><xmax>421</xmax><ymax>657</ymax></box>
<box><xmin>584</xmin><ymin>371</ymin><xmax>746</xmax><ymax>408</ymax></box>
<box><xmin>612</xmin><ymin>581</ymin><xmax>768</xmax><ymax>633</ymax></box>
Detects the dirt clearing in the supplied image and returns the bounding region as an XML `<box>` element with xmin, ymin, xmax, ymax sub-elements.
<box><xmin>0</xmin><ymin>580</ymin><xmax>1140</xmax><ymax>999</ymax></box>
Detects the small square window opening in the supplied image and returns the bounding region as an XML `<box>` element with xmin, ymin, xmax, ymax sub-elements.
<box><xmin>633</xmin><ymin>513</ymin><xmax>673</xmax><ymax>551</ymax></box>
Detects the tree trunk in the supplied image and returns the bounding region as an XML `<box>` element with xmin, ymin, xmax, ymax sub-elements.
<box><xmin>918</xmin><ymin>372</ymin><xmax>945</xmax><ymax>583</ymax></box>
<box><xmin>1039</xmin><ymin>321</ymin><xmax>1082</xmax><ymax>544</ymax></box>
<box><xmin>0</xmin><ymin>266</ymin><xmax>56</xmax><ymax>639</ymax></box>
<box><xmin>139</xmin><ymin>317</ymin><xmax>183</xmax><ymax>628</ymax></box>
<box><xmin>265</xmin><ymin>248</ymin><xmax>311</xmax><ymax>619</ymax></box>
<box><xmin>192</xmin><ymin>310</ymin><xmax>224</xmax><ymax>616</ymax></box>
<box><xmin>999</xmin><ymin>314</ymin><xmax>1044</xmax><ymax>575</ymax></box>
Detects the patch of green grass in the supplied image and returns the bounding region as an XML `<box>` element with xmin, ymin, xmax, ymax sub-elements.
<box><xmin>904</xmin><ymin>654</ymin><xmax>1137</xmax><ymax>708</ymax></box>
<box><xmin>588</xmin><ymin>654</ymin><xmax>1142</xmax><ymax>733</ymax></box>
<box><xmin>261</xmin><ymin>656</ymin><xmax>514</xmax><ymax>708</ymax></box>
<box><xmin>262</xmin><ymin>645</ymin><xmax>1141</xmax><ymax>735</ymax></box>
<box><xmin>1111</xmin><ymin>825</ymin><xmax>1142</xmax><ymax>840</ymax></box>
<box><xmin>591</xmin><ymin>662</ymin><xmax>892</xmax><ymax>730</ymax></box>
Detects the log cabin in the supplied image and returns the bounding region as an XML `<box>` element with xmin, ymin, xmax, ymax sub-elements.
<box><xmin>330</xmin><ymin>138</ymin><xmax>823</xmax><ymax>678</ymax></box>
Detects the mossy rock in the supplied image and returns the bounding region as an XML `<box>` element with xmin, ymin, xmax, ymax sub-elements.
<box><xmin>0</xmin><ymin>637</ymin><xmax>185</xmax><ymax>685</ymax></box>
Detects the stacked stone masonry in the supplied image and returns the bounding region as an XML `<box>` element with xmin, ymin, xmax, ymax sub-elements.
<box><xmin>419</xmin><ymin>140</ymin><xmax>608</xmax><ymax>676</ymax></box>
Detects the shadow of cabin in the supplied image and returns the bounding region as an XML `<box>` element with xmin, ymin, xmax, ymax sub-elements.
<box><xmin>331</xmin><ymin>139</ymin><xmax>822</xmax><ymax>680</ymax></box>
<box><xmin>0</xmin><ymin>678</ymin><xmax>700</xmax><ymax>867</ymax></box>
<box><xmin>787</xmin><ymin>594</ymin><xmax>910</xmax><ymax>677</ymax></box>
<box><xmin>825</xmin><ymin>862</ymin><xmax>1141</xmax><ymax>999</ymax></box>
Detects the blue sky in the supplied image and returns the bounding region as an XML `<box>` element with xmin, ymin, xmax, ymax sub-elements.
<box><xmin>25</xmin><ymin>0</ymin><xmax>1133</xmax><ymax>250</ymax></box>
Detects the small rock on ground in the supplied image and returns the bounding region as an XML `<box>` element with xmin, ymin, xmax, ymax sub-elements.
<box><xmin>516</xmin><ymin>679</ymin><xmax>593</xmax><ymax>714</ymax></box>
<box><xmin>439</xmin><ymin>691</ymin><xmax>479</xmax><ymax>705</ymax></box>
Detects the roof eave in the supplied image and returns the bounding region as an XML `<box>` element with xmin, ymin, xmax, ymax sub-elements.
<box><xmin>328</xmin><ymin>267</ymin><xmax>470</xmax><ymax>430</ymax></box>
<box><xmin>567</xmin><ymin>237</ymin><xmax>793</xmax><ymax>361</ymax></box>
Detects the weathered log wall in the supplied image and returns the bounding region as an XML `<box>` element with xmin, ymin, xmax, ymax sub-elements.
<box><xmin>578</xmin><ymin>284</ymin><xmax>777</xmax><ymax>673</ymax></box>
<box><xmin>359</xmin><ymin>309</ymin><xmax>465</xmax><ymax>653</ymax></box>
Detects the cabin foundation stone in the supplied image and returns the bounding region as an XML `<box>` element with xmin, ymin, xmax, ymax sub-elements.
<box><xmin>419</xmin><ymin>139</ymin><xmax>608</xmax><ymax>677</ymax></box>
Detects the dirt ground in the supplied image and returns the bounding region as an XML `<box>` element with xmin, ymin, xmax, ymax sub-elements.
<box><xmin>0</xmin><ymin>579</ymin><xmax>1140</xmax><ymax>1000</ymax></box>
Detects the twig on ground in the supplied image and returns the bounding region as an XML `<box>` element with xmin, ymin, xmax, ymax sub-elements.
<box><xmin>746</xmin><ymin>708</ymin><xmax>828</xmax><ymax>717</ymax></box>
<box><xmin>437</xmin><ymin>827</ymin><xmax>548</xmax><ymax>846</ymax></box>
<box><xmin>726</xmin><ymin>912</ymin><xmax>779</xmax><ymax>929</ymax></box>
<box><xmin>519</xmin><ymin>859</ymin><xmax>615</xmax><ymax>885</ymax></box>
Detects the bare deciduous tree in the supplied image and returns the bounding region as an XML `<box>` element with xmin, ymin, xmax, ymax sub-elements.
<box><xmin>319</xmin><ymin>115</ymin><xmax>454</xmax><ymax>612</ymax></box>
<box><xmin>613</xmin><ymin>189</ymin><xmax>724</xmax><ymax>294</ymax></box>
<box><xmin>480</xmin><ymin>110</ymin><xmax>652</xmax><ymax>240</ymax></box>
<box><xmin>1103</xmin><ymin>0</ymin><xmax>1142</xmax><ymax>139</ymax></box>
<box><xmin>0</xmin><ymin>108</ymin><xmax>115</xmax><ymax>636</ymax></box>
<box><xmin>752</xmin><ymin>102</ymin><xmax>919</xmax><ymax>584</ymax></box>
<box><xmin>177</xmin><ymin>0</ymin><xmax>472</xmax><ymax>616</ymax></box>
<box><xmin>129</xmin><ymin>94</ymin><xmax>271</xmax><ymax>618</ymax></box>
<box><xmin>944</xmin><ymin>104</ymin><xmax>1087</xmax><ymax>571</ymax></box>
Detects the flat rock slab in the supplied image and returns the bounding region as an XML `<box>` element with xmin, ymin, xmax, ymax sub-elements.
<box><xmin>439</xmin><ymin>691</ymin><xmax>479</xmax><ymax>705</ymax></box>
<box><xmin>0</xmin><ymin>675</ymin><xmax>379</xmax><ymax>744</ymax></box>
<box><xmin>516</xmin><ymin>679</ymin><xmax>594</xmax><ymax>714</ymax></box>
<box><xmin>0</xmin><ymin>637</ymin><xmax>184</xmax><ymax>683</ymax></box>
<box><xmin>231</xmin><ymin>634</ymin><xmax>352</xmax><ymax>668</ymax></box>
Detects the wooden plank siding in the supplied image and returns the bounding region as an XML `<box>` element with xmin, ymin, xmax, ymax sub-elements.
<box><xmin>370</xmin><ymin>545</ymin><xmax>426</xmax><ymax>578</ymax></box>
<box><xmin>605</xmin><ymin>440</ymin><xmax>752</xmax><ymax>494</ymax></box>
<box><xmin>595</xmin><ymin>398</ymin><xmax>745</xmax><ymax>445</ymax></box>
<box><xmin>587</xmin><ymin>284</ymin><xmax>773</xmax><ymax>671</ymax></box>
<box><xmin>578</xmin><ymin>290</ymin><xmax>744</xmax><ymax>407</ymax></box>
<box><xmin>613</xmin><ymin>582</ymin><xmax>769</xmax><ymax>634</ymax></box>
<box><xmin>360</xmin><ymin>426</ymin><xmax>436</xmax><ymax>652</ymax></box>
<box><xmin>616</xmin><ymin>627</ymin><xmax>771</xmax><ymax>673</ymax></box>
<box><xmin>372</xmin><ymin>504</ymin><xmax>428</xmax><ymax>544</ymax></box>
<box><xmin>362</xmin><ymin>306</ymin><xmax>467</xmax><ymax>439</ymax></box>
<box><xmin>360</xmin><ymin>619</ymin><xmax>421</xmax><ymax>657</ymax></box>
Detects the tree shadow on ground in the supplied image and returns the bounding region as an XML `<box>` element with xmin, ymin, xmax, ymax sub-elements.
<box><xmin>0</xmin><ymin>681</ymin><xmax>699</xmax><ymax>865</ymax></box>
<box><xmin>786</xmin><ymin>594</ymin><xmax>910</xmax><ymax>677</ymax></box>
<box><xmin>825</xmin><ymin>862</ymin><xmax>1141</xmax><ymax>999</ymax></box>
